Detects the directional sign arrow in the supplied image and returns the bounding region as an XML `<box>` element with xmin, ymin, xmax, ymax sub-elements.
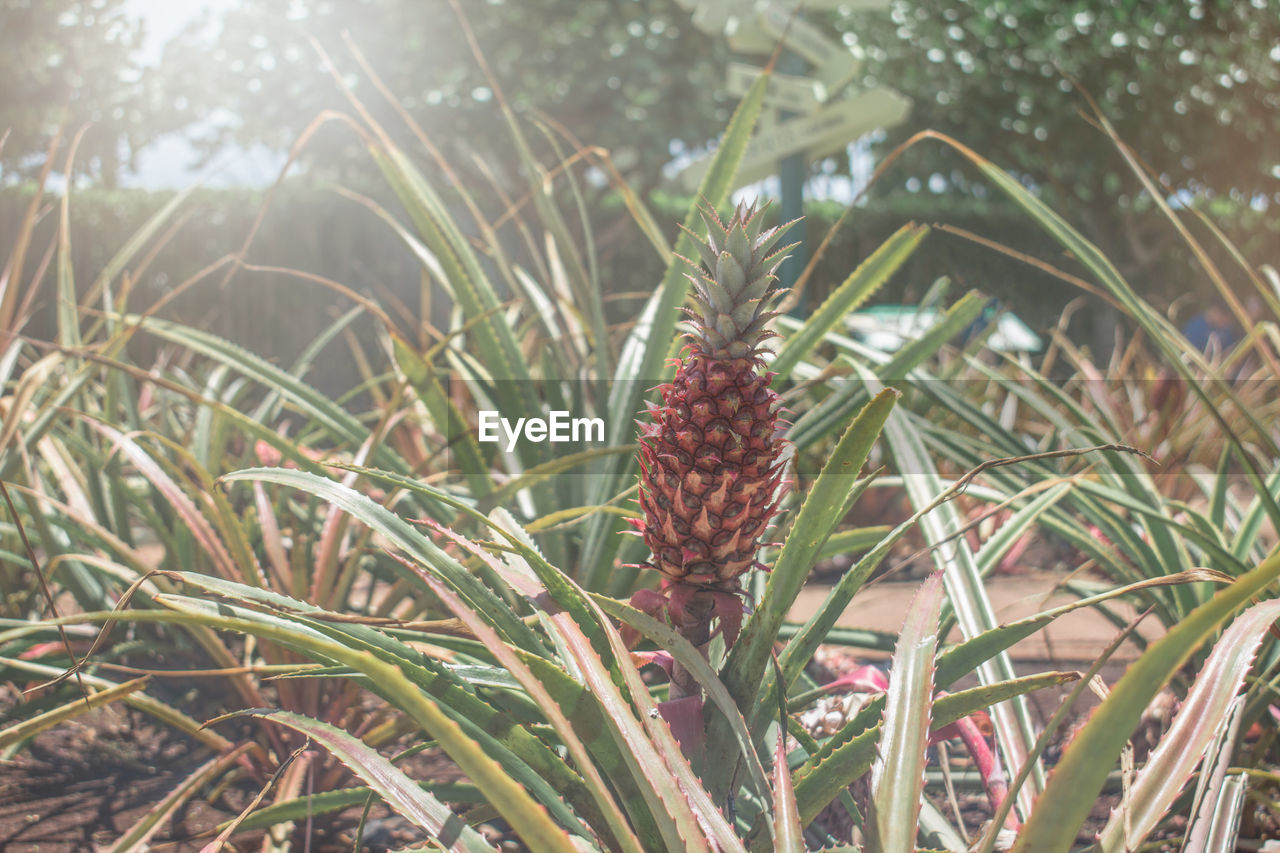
<box><xmin>679</xmin><ymin>87</ymin><xmax>911</xmax><ymax>190</ymax></box>
<box><xmin>767</xmin><ymin>0</ymin><xmax>891</xmax><ymax>10</ymax></box>
<box><xmin>671</xmin><ymin>0</ymin><xmax>736</xmax><ymax>34</ymax></box>
<box><xmin>690</xmin><ymin>0</ymin><xmax>736</xmax><ymax>35</ymax></box>
<box><xmin>757</xmin><ymin>3</ymin><xmax>864</xmax><ymax>95</ymax></box>
<box><xmin>726</xmin><ymin>16</ymin><xmax>778</xmax><ymax>53</ymax></box>
<box><xmin>725</xmin><ymin>62</ymin><xmax>827</xmax><ymax>113</ymax></box>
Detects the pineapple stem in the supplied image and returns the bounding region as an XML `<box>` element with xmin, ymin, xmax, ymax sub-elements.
<box><xmin>669</xmin><ymin>588</ymin><xmax>716</xmax><ymax>701</ymax></box>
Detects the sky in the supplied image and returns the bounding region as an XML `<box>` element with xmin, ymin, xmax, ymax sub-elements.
<box><xmin>121</xmin><ymin>0</ymin><xmax>285</xmax><ymax>190</ymax></box>
<box><xmin>127</xmin><ymin>0</ymin><xmax>229</xmax><ymax>64</ymax></box>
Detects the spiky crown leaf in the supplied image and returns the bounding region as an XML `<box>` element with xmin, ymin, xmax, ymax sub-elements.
<box><xmin>678</xmin><ymin>201</ymin><xmax>799</xmax><ymax>360</ymax></box>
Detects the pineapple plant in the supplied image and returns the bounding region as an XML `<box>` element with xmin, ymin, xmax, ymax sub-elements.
<box><xmin>635</xmin><ymin>200</ymin><xmax>796</xmax><ymax>590</ymax></box>
<box><xmin>632</xmin><ymin>201</ymin><xmax>797</xmax><ymax>700</ymax></box>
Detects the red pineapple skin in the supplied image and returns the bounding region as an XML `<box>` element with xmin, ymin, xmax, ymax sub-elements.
<box><xmin>631</xmin><ymin>201</ymin><xmax>796</xmax><ymax>598</ymax></box>
<box><xmin>635</xmin><ymin>348</ymin><xmax>787</xmax><ymax>587</ymax></box>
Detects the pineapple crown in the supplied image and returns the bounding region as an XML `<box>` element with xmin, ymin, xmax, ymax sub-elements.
<box><xmin>678</xmin><ymin>200</ymin><xmax>799</xmax><ymax>360</ymax></box>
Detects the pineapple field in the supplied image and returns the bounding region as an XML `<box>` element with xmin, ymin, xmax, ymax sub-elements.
<box><xmin>3</xmin><ymin>3</ymin><xmax>1280</xmax><ymax>851</ymax></box>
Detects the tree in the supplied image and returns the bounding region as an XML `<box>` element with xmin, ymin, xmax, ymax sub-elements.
<box><xmin>7</xmin><ymin>0</ymin><xmax>1275</xmax><ymax>281</ymax></box>
<box><xmin>151</xmin><ymin>0</ymin><xmax>732</xmax><ymax>196</ymax></box>
<box><xmin>0</xmin><ymin>0</ymin><xmax>150</xmax><ymax>186</ymax></box>
<box><xmin>838</xmin><ymin>0</ymin><xmax>1280</xmax><ymax>270</ymax></box>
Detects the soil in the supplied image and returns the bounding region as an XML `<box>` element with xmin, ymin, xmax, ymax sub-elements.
<box><xmin>0</xmin><ymin>699</ymin><xmax>240</xmax><ymax>851</ymax></box>
<box><xmin>0</xmin><ymin>695</ymin><xmax>435</xmax><ymax>852</ymax></box>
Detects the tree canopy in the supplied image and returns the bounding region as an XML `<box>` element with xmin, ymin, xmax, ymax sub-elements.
<box><xmin>3</xmin><ymin>0</ymin><xmax>1276</xmax><ymax>245</ymax></box>
<box><xmin>0</xmin><ymin>0</ymin><xmax>152</xmax><ymax>186</ymax></box>
<box><xmin>844</xmin><ymin>0</ymin><xmax>1280</xmax><ymax>245</ymax></box>
<box><xmin>150</xmin><ymin>0</ymin><xmax>733</xmax><ymax>195</ymax></box>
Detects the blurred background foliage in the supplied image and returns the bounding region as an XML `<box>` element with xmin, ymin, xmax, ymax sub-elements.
<box><xmin>2</xmin><ymin>182</ymin><xmax>1274</xmax><ymax>397</ymax></box>
<box><xmin>0</xmin><ymin>185</ymin><xmax>1083</xmax><ymax>386</ymax></box>
<box><xmin>849</xmin><ymin>0</ymin><xmax>1280</xmax><ymax>237</ymax></box>
<box><xmin>0</xmin><ymin>0</ymin><xmax>158</xmax><ymax>186</ymax></box>
<box><xmin>2</xmin><ymin>0</ymin><xmax>1278</xmax><ymax>365</ymax></box>
<box><xmin>4</xmin><ymin>1</ymin><xmax>1278</xmax><ymax>209</ymax></box>
<box><xmin>2</xmin><ymin>3</ymin><xmax>1280</xmax><ymax>847</ymax></box>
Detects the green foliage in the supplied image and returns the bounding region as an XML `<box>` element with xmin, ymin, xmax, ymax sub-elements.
<box><xmin>0</xmin><ymin>0</ymin><xmax>153</xmax><ymax>186</ymax></box>
<box><xmin>11</xmin><ymin>180</ymin><xmax>1274</xmax><ymax>380</ymax></box>
<box><xmin>3</xmin><ymin>39</ymin><xmax>1280</xmax><ymax>852</ymax></box>
<box><xmin>845</xmin><ymin>0</ymin><xmax>1280</xmax><ymax>232</ymax></box>
<box><xmin>11</xmin><ymin>0</ymin><xmax>1275</xmax><ymax>255</ymax></box>
<box><xmin>149</xmin><ymin>0</ymin><xmax>731</xmax><ymax>192</ymax></box>
<box><xmin>869</xmin><ymin>572</ymin><xmax>944</xmax><ymax>853</ymax></box>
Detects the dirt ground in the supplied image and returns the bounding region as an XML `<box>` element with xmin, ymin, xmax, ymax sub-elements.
<box><xmin>794</xmin><ymin>568</ymin><xmax>1163</xmax><ymax>662</ymax></box>
<box><xmin>0</xmin><ymin>697</ymin><xmax>431</xmax><ymax>852</ymax></box>
<box><xmin>0</xmin><ymin>704</ymin><xmax>242</xmax><ymax>851</ymax></box>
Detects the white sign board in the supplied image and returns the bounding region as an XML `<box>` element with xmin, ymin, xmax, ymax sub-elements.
<box><xmin>726</xmin><ymin>16</ymin><xmax>778</xmax><ymax>53</ymax></box>
<box><xmin>672</xmin><ymin>0</ymin><xmax>910</xmax><ymax>192</ymax></box>
<box><xmin>757</xmin><ymin>4</ymin><xmax>847</xmax><ymax>68</ymax></box>
<box><xmin>672</xmin><ymin>0</ymin><xmax>738</xmax><ymax>34</ymax></box>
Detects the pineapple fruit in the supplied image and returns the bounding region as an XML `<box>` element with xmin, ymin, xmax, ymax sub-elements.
<box><xmin>635</xmin><ymin>201</ymin><xmax>797</xmax><ymax>590</ymax></box>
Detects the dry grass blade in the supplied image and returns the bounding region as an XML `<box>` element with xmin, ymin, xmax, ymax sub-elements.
<box><xmin>935</xmin><ymin>223</ymin><xmax>1120</xmax><ymax>310</ymax></box>
<box><xmin>0</xmin><ymin>654</ymin><xmax>236</xmax><ymax>754</ymax></box>
<box><xmin>1070</xmin><ymin>81</ymin><xmax>1280</xmax><ymax>379</ymax></box>
<box><xmin>198</xmin><ymin>742</ymin><xmax>308</xmax><ymax>853</ymax></box>
<box><xmin>974</xmin><ymin>607</ymin><xmax>1155</xmax><ymax>853</ymax></box>
<box><xmin>944</xmin><ymin>443</ymin><xmax>1152</xmax><ymax>496</ymax></box>
<box><xmin>0</xmin><ymin>676</ymin><xmax>148</xmax><ymax>752</ymax></box>
<box><xmin>0</xmin><ymin>132</ymin><xmax>60</xmax><ymax>351</ymax></box>
<box><xmin>0</xmin><ymin>479</ymin><xmax>88</xmax><ymax>702</ymax></box>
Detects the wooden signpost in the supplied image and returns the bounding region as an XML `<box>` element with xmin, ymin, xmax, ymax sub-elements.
<box><xmin>675</xmin><ymin>0</ymin><xmax>908</xmax><ymax>187</ymax></box>
<box><xmin>673</xmin><ymin>0</ymin><xmax>908</xmax><ymax>292</ymax></box>
<box><xmin>724</xmin><ymin>61</ymin><xmax>826</xmax><ymax>113</ymax></box>
<box><xmin>679</xmin><ymin>87</ymin><xmax>910</xmax><ymax>190</ymax></box>
<box><xmin>756</xmin><ymin>3</ymin><xmax>863</xmax><ymax>93</ymax></box>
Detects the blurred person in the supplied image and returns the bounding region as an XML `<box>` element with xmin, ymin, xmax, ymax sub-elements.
<box><xmin>1181</xmin><ymin>302</ymin><xmax>1241</xmax><ymax>355</ymax></box>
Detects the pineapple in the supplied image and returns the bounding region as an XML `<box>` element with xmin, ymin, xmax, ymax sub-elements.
<box><xmin>635</xmin><ymin>201</ymin><xmax>797</xmax><ymax>589</ymax></box>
